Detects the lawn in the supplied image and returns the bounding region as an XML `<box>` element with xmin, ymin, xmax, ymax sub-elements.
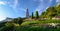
<box><xmin>20</xmin><ymin>26</ymin><xmax>60</xmax><ymax>31</ymax></box>
<box><xmin>19</xmin><ymin>19</ymin><xmax>60</xmax><ymax>31</ymax></box>
<box><xmin>0</xmin><ymin>19</ymin><xmax>60</xmax><ymax>31</ymax></box>
<box><xmin>21</xmin><ymin>19</ymin><xmax>60</xmax><ymax>26</ymax></box>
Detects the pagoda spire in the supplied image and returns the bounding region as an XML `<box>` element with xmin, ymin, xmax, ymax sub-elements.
<box><xmin>26</xmin><ymin>7</ymin><xmax>29</xmax><ymax>18</ymax></box>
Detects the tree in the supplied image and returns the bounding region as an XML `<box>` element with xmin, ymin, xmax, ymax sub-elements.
<box><xmin>31</xmin><ymin>12</ymin><xmax>34</xmax><ymax>19</ymax></box>
<box><xmin>41</xmin><ymin>5</ymin><xmax>60</xmax><ymax>18</ymax></box>
<box><xmin>17</xmin><ymin>17</ymin><xmax>23</xmax><ymax>25</ymax></box>
<box><xmin>13</xmin><ymin>17</ymin><xmax>23</xmax><ymax>25</ymax></box>
<box><xmin>35</xmin><ymin>11</ymin><xmax>39</xmax><ymax>19</ymax></box>
<box><xmin>13</xmin><ymin>18</ymin><xmax>18</xmax><ymax>23</ymax></box>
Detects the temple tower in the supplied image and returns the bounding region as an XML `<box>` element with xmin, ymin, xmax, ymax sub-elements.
<box><xmin>26</xmin><ymin>8</ymin><xmax>29</xmax><ymax>18</ymax></box>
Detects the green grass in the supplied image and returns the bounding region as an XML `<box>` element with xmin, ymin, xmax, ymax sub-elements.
<box><xmin>1</xmin><ymin>19</ymin><xmax>60</xmax><ymax>31</ymax></box>
<box><xmin>21</xmin><ymin>20</ymin><xmax>39</xmax><ymax>26</ymax></box>
<box><xmin>20</xmin><ymin>26</ymin><xmax>60</xmax><ymax>31</ymax></box>
<box><xmin>20</xmin><ymin>19</ymin><xmax>60</xmax><ymax>31</ymax></box>
<box><xmin>21</xmin><ymin>19</ymin><xmax>60</xmax><ymax>26</ymax></box>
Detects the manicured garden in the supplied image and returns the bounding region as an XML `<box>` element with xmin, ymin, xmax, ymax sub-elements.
<box><xmin>21</xmin><ymin>19</ymin><xmax>60</xmax><ymax>26</ymax></box>
<box><xmin>20</xmin><ymin>25</ymin><xmax>60</xmax><ymax>31</ymax></box>
<box><xmin>0</xmin><ymin>19</ymin><xmax>60</xmax><ymax>31</ymax></box>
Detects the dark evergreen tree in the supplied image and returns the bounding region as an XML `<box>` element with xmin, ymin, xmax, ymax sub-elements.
<box><xmin>17</xmin><ymin>17</ymin><xmax>23</xmax><ymax>25</ymax></box>
<box><xmin>13</xmin><ymin>17</ymin><xmax>23</xmax><ymax>25</ymax></box>
<box><xmin>35</xmin><ymin>11</ymin><xmax>39</xmax><ymax>19</ymax></box>
<box><xmin>31</xmin><ymin>12</ymin><xmax>34</xmax><ymax>19</ymax></box>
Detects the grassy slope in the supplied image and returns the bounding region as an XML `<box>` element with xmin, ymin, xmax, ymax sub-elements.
<box><xmin>20</xmin><ymin>26</ymin><xmax>60</xmax><ymax>31</ymax></box>
<box><xmin>21</xmin><ymin>19</ymin><xmax>60</xmax><ymax>26</ymax></box>
<box><xmin>20</xmin><ymin>19</ymin><xmax>60</xmax><ymax>31</ymax></box>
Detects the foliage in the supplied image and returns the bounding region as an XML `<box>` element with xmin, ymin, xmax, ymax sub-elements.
<box><xmin>1</xmin><ymin>19</ymin><xmax>60</xmax><ymax>31</ymax></box>
<box><xmin>35</xmin><ymin>11</ymin><xmax>39</xmax><ymax>19</ymax></box>
<box><xmin>31</xmin><ymin>12</ymin><xmax>34</xmax><ymax>19</ymax></box>
<box><xmin>13</xmin><ymin>18</ymin><xmax>18</xmax><ymax>23</ymax></box>
<box><xmin>18</xmin><ymin>17</ymin><xmax>23</xmax><ymax>25</ymax></box>
<box><xmin>20</xmin><ymin>26</ymin><xmax>60</xmax><ymax>31</ymax></box>
<box><xmin>5</xmin><ymin>22</ymin><xmax>13</xmax><ymax>27</ymax></box>
<box><xmin>0</xmin><ymin>25</ymin><xmax>13</xmax><ymax>31</ymax></box>
<box><xmin>0</xmin><ymin>22</ymin><xmax>6</xmax><ymax>28</ymax></box>
<box><xmin>13</xmin><ymin>17</ymin><xmax>23</xmax><ymax>25</ymax></box>
<box><xmin>21</xmin><ymin>19</ymin><xmax>60</xmax><ymax>26</ymax></box>
<box><xmin>0</xmin><ymin>24</ymin><xmax>21</xmax><ymax>31</ymax></box>
<box><xmin>41</xmin><ymin>5</ymin><xmax>60</xmax><ymax>18</ymax></box>
<box><xmin>21</xmin><ymin>20</ymin><xmax>39</xmax><ymax>26</ymax></box>
<box><xmin>13</xmin><ymin>23</ymin><xmax>20</xmax><ymax>27</ymax></box>
<box><xmin>0</xmin><ymin>4</ymin><xmax>60</xmax><ymax>31</ymax></box>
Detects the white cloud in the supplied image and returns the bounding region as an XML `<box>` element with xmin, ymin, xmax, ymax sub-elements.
<box><xmin>0</xmin><ymin>1</ymin><xmax>6</xmax><ymax>5</ymax></box>
<box><xmin>5</xmin><ymin>0</ymin><xmax>19</xmax><ymax>13</ymax></box>
<box><xmin>13</xmin><ymin>0</ymin><xmax>18</xmax><ymax>9</ymax></box>
<box><xmin>11</xmin><ymin>0</ymin><xmax>19</xmax><ymax>13</ymax></box>
<box><xmin>1</xmin><ymin>0</ymin><xmax>24</xmax><ymax>13</ymax></box>
<box><xmin>35</xmin><ymin>4</ymin><xmax>43</xmax><ymax>11</ymax></box>
<box><xmin>56</xmin><ymin>0</ymin><xmax>59</xmax><ymax>2</ymax></box>
<box><xmin>5</xmin><ymin>0</ymin><xmax>18</xmax><ymax>9</ymax></box>
<box><xmin>35</xmin><ymin>0</ymin><xmax>53</xmax><ymax>11</ymax></box>
<box><xmin>0</xmin><ymin>11</ymin><xmax>6</xmax><ymax>21</ymax></box>
<box><xmin>34</xmin><ymin>0</ymin><xmax>53</xmax><ymax>15</ymax></box>
<box><xmin>44</xmin><ymin>6</ymin><xmax>49</xmax><ymax>12</ymax></box>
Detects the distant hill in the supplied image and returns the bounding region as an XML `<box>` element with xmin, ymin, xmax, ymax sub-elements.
<box><xmin>41</xmin><ymin>5</ymin><xmax>60</xmax><ymax>18</ymax></box>
<box><xmin>1</xmin><ymin>17</ymin><xmax>13</xmax><ymax>22</ymax></box>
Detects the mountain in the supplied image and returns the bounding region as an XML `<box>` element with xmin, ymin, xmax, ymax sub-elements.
<box><xmin>1</xmin><ymin>17</ymin><xmax>13</xmax><ymax>22</ymax></box>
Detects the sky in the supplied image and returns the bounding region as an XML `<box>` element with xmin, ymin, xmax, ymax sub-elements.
<box><xmin>0</xmin><ymin>0</ymin><xmax>59</xmax><ymax>21</ymax></box>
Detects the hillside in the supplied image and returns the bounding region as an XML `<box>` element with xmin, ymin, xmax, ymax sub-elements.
<box><xmin>41</xmin><ymin>5</ymin><xmax>60</xmax><ymax>18</ymax></box>
<box><xmin>0</xmin><ymin>5</ymin><xmax>60</xmax><ymax>31</ymax></box>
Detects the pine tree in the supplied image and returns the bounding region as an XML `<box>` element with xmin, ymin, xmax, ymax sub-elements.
<box><xmin>35</xmin><ymin>11</ymin><xmax>39</xmax><ymax>19</ymax></box>
<box><xmin>31</xmin><ymin>12</ymin><xmax>34</xmax><ymax>19</ymax></box>
<box><xmin>13</xmin><ymin>17</ymin><xmax>23</xmax><ymax>25</ymax></box>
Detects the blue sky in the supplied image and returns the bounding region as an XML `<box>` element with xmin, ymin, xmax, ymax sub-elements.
<box><xmin>0</xmin><ymin>0</ymin><xmax>59</xmax><ymax>21</ymax></box>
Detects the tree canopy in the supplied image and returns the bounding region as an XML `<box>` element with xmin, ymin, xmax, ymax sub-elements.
<box><xmin>41</xmin><ymin>5</ymin><xmax>60</xmax><ymax>18</ymax></box>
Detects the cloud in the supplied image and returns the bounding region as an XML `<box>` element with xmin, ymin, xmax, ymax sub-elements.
<box><xmin>35</xmin><ymin>0</ymin><xmax>53</xmax><ymax>11</ymax></box>
<box><xmin>0</xmin><ymin>1</ymin><xmax>6</xmax><ymax>5</ymax></box>
<box><xmin>11</xmin><ymin>0</ymin><xmax>26</xmax><ymax>13</ymax></box>
<box><xmin>0</xmin><ymin>11</ymin><xmax>6</xmax><ymax>21</ymax></box>
<box><xmin>6</xmin><ymin>0</ymin><xmax>19</xmax><ymax>13</ymax></box>
<box><xmin>34</xmin><ymin>0</ymin><xmax>53</xmax><ymax>15</ymax></box>
<box><xmin>34</xmin><ymin>0</ymin><xmax>43</xmax><ymax>2</ymax></box>
<box><xmin>1</xmin><ymin>0</ymin><xmax>25</xmax><ymax>13</ymax></box>
<box><xmin>5</xmin><ymin>0</ymin><xmax>18</xmax><ymax>9</ymax></box>
<box><xmin>13</xmin><ymin>0</ymin><xmax>18</xmax><ymax>9</ymax></box>
<box><xmin>56</xmin><ymin>0</ymin><xmax>59</xmax><ymax>2</ymax></box>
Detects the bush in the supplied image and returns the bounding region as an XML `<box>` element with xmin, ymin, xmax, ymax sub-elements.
<box><xmin>13</xmin><ymin>17</ymin><xmax>23</xmax><ymax>25</ymax></box>
<box><xmin>21</xmin><ymin>20</ymin><xmax>40</xmax><ymax>26</ymax></box>
<box><xmin>0</xmin><ymin>26</ymin><xmax>13</xmax><ymax>31</ymax></box>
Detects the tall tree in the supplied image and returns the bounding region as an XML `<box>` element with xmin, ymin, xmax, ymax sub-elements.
<box><xmin>13</xmin><ymin>17</ymin><xmax>23</xmax><ymax>25</ymax></box>
<box><xmin>35</xmin><ymin>11</ymin><xmax>39</xmax><ymax>19</ymax></box>
<box><xmin>17</xmin><ymin>17</ymin><xmax>23</xmax><ymax>25</ymax></box>
<box><xmin>31</xmin><ymin>12</ymin><xmax>34</xmax><ymax>19</ymax></box>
